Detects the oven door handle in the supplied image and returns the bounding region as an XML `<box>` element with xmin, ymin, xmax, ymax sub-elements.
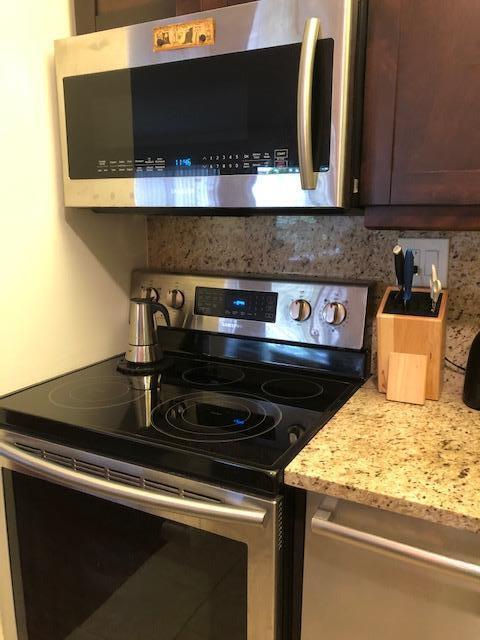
<box><xmin>312</xmin><ymin>509</ymin><xmax>480</xmax><ymax>583</ymax></box>
<box><xmin>297</xmin><ymin>17</ymin><xmax>320</xmax><ymax>190</ymax></box>
<box><xmin>0</xmin><ymin>441</ymin><xmax>267</xmax><ymax>527</ymax></box>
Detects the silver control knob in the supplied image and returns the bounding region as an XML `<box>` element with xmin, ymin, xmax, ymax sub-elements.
<box><xmin>166</xmin><ymin>289</ymin><xmax>185</xmax><ymax>310</ymax></box>
<box><xmin>322</xmin><ymin>302</ymin><xmax>347</xmax><ymax>325</ymax></box>
<box><xmin>289</xmin><ymin>299</ymin><xmax>312</xmax><ymax>322</ymax></box>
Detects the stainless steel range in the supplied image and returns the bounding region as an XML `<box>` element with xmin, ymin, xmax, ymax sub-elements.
<box><xmin>0</xmin><ymin>272</ymin><xmax>372</xmax><ymax>640</ymax></box>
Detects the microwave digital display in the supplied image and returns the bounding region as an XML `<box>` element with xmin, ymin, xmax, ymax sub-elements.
<box><xmin>175</xmin><ymin>158</ymin><xmax>192</xmax><ymax>167</ymax></box>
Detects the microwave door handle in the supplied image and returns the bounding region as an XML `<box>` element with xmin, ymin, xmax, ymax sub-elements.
<box><xmin>0</xmin><ymin>441</ymin><xmax>266</xmax><ymax>527</ymax></box>
<box><xmin>297</xmin><ymin>17</ymin><xmax>320</xmax><ymax>190</ymax></box>
<box><xmin>312</xmin><ymin>509</ymin><xmax>480</xmax><ymax>584</ymax></box>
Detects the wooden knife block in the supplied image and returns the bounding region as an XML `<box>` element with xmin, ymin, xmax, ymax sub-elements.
<box><xmin>377</xmin><ymin>287</ymin><xmax>448</xmax><ymax>402</ymax></box>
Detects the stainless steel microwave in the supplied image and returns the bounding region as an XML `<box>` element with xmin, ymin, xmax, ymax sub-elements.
<box><xmin>54</xmin><ymin>0</ymin><xmax>365</xmax><ymax>210</ymax></box>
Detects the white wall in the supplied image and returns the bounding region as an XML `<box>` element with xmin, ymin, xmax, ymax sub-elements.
<box><xmin>0</xmin><ymin>0</ymin><xmax>147</xmax><ymax>397</ymax></box>
<box><xmin>1</xmin><ymin>2</ymin><xmax>147</xmax><ymax>635</ymax></box>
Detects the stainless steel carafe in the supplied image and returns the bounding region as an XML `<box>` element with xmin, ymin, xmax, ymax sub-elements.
<box><xmin>125</xmin><ymin>297</ymin><xmax>170</xmax><ymax>365</ymax></box>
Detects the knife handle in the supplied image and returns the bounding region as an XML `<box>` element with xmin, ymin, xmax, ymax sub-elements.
<box><xmin>403</xmin><ymin>249</ymin><xmax>414</xmax><ymax>303</ymax></box>
<box><xmin>393</xmin><ymin>246</ymin><xmax>404</xmax><ymax>286</ymax></box>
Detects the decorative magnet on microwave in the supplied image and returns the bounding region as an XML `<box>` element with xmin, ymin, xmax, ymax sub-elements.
<box><xmin>153</xmin><ymin>18</ymin><xmax>215</xmax><ymax>52</ymax></box>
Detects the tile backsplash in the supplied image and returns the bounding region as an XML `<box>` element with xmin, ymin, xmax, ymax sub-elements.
<box><xmin>147</xmin><ymin>215</ymin><xmax>480</xmax><ymax>369</ymax></box>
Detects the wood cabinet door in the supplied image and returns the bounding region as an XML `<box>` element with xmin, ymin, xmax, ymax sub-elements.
<box><xmin>176</xmin><ymin>0</ymin><xmax>250</xmax><ymax>15</ymax></box>
<box><xmin>177</xmin><ymin>0</ymin><xmax>247</xmax><ymax>11</ymax></box>
<box><xmin>362</xmin><ymin>0</ymin><xmax>480</xmax><ymax>207</ymax></box>
<box><xmin>75</xmin><ymin>0</ymin><xmax>176</xmax><ymax>33</ymax></box>
<box><xmin>200</xmin><ymin>0</ymin><xmax>228</xmax><ymax>9</ymax></box>
<box><xmin>176</xmin><ymin>0</ymin><xmax>201</xmax><ymax>14</ymax></box>
<box><xmin>75</xmin><ymin>0</ymin><xmax>249</xmax><ymax>33</ymax></box>
<box><xmin>391</xmin><ymin>0</ymin><xmax>480</xmax><ymax>205</ymax></box>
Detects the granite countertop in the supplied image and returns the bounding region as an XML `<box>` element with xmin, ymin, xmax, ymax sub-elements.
<box><xmin>285</xmin><ymin>370</ymin><xmax>480</xmax><ymax>532</ymax></box>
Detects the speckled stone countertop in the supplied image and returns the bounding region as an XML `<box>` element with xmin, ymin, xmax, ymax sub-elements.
<box><xmin>285</xmin><ymin>370</ymin><xmax>480</xmax><ymax>533</ymax></box>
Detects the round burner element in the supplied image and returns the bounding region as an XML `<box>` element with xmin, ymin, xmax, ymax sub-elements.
<box><xmin>49</xmin><ymin>376</ymin><xmax>145</xmax><ymax>409</ymax></box>
<box><xmin>151</xmin><ymin>391</ymin><xmax>282</xmax><ymax>443</ymax></box>
<box><xmin>181</xmin><ymin>364</ymin><xmax>245</xmax><ymax>386</ymax></box>
<box><xmin>261</xmin><ymin>378</ymin><xmax>324</xmax><ymax>400</ymax></box>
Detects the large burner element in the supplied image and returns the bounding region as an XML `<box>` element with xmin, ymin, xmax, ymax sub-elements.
<box><xmin>151</xmin><ymin>392</ymin><xmax>282</xmax><ymax>443</ymax></box>
<box><xmin>261</xmin><ymin>378</ymin><xmax>324</xmax><ymax>400</ymax></box>
<box><xmin>49</xmin><ymin>376</ymin><xmax>145</xmax><ymax>409</ymax></box>
<box><xmin>182</xmin><ymin>364</ymin><xmax>245</xmax><ymax>386</ymax></box>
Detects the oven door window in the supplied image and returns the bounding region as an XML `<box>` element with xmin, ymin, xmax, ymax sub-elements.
<box><xmin>3</xmin><ymin>470</ymin><xmax>247</xmax><ymax>640</ymax></box>
<box><xmin>63</xmin><ymin>41</ymin><xmax>333</xmax><ymax>180</ymax></box>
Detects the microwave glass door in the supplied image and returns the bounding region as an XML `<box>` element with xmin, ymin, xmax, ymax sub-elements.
<box><xmin>3</xmin><ymin>470</ymin><xmax>248</xmax><ymax>640</ymax></box>
<box><xmin>63</xmin><ymin>41</ymin><xmax>333</xmax><ymax>181</ymax></box>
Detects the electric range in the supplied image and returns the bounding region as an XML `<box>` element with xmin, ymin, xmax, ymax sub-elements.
<box><xmin>0</xmin><ymin>353</ymin><xmax>362</xmax><ymax>495</ymax></box>
<box><xmin>0</xmin><ymin>272</ymin><xmax>372</xmax><ymax>496</ymax></box>
<box><xmin>0</xmin><ymin>272</ymin><xmax>372</xmax><ymax>640</ymax></box>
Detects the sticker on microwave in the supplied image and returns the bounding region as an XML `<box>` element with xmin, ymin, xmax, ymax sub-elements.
<box><xmin>153</xmin><ymin>18</ymin><xmax>215</xmax><ymax>52</ymax></box>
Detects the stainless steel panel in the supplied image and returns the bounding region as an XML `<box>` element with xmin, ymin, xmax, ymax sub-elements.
<box><xmin>132</xmin><ymin>270</ymin><xmax>370</xmax><ymax>350</ymax></box>
<box><xmin>0</xmin><ymin>441</ymin><xmax>267</xmax><ymax>526</ymax></box>
<box><xmin>54</xmin><ymin>0</ymin><xmax>359</xmax><ymax>209</ymax></box>
<box><xmin>302</xmin><ymin>493</ymin><xmax>480</xmax><ymax>640</ymax></box>
<box><xmin>312</xmin><ymin>508</ymin><xmax>480</xmax><ymax>584</ymax></box>
<box><xmin>0</xmin><ymin>432</ymin><xmax>281</xmax><ymax>640</ymax></box>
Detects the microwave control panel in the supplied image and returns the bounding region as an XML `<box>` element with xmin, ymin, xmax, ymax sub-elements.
<box><xmin>95</xmin><ymin>149</ymin><xmax>294</xmax><ymax>178</ymax></box>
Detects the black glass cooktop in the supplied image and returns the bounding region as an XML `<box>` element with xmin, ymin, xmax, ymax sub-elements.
<box><xmin>0</xmin><ymin>355</ymin><xmax>359</xmax><ymax>494</ymax></box>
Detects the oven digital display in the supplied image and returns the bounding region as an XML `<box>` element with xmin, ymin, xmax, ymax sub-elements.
<box><xmin>195</xmin><ymin>287</ymin><xmax>278</xmax><ymax>322</ymax></box>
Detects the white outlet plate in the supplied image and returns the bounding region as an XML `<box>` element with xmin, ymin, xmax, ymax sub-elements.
<box><xmin>397</xmin><ymin>238</ymin><xmax>449</xmax><ymax>287</ymax></box>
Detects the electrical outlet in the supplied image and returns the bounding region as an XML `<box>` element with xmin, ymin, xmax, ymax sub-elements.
<box><xmin>397</xmin><ymin>238</ymin><xmax>449</xmax><ymax>287</ymax></box>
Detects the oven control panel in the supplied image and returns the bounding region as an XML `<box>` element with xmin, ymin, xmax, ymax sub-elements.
<box><xmin>131</xmin><ymin>271</ymin><xmax>372</xmax><ymax>351</ymax></box>
<box><xmin>195</xmin><ymin>287</ymin><xmax>278</xmax><ymax>323</ymax></box>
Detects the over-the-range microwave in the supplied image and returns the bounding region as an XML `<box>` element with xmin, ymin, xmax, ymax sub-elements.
<box><xmin>54</xmin><ymin>0</ymin><xmax>366</xmax><ymax>211</ymax></box>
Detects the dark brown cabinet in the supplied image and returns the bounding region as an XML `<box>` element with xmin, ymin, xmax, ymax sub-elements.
<box><xmin>75</xmin><ymin>0</ymin><xmax>175</xmax><ymax>33</ymax></box>
<box><xmin>75</xmin><ymin>0</ymin><xmax>250</xmax><ymax>33</ymax></box>
<box><xmin>362</xmin><ymin>0</ymin><xmax>480</xmax><ymax>229</ymax></box>
<box><xmin>176</xmin><ymin>0</ymin><xmax>249</xmax><ymax>14</ymax></box>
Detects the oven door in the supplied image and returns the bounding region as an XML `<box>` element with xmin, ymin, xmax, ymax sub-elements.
<box><xmin>54</xmin><ymin>0</ymin><xmax>359</xmax><ymax>209</ymax></box>
<box><xmin>0</xmin><ymin>433</ymin><xmax>281</xmax><ymax>640</ymax></box>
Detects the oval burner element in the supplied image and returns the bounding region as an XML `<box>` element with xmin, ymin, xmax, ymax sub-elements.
<box><xmin>261</xmin><ymin>378</ymin><xmax>324</xmax><ymax>400</ymax></box>
<box><xmin>49</xmin><ymin>376</ymin><xmax>145</xmax><ymax>409</ymax></box>
<box><xmin>182</xmin><ymin>364</ymin><xmax>245</xmax><ymax>386</ymax></box>
<box><xmin>151</xmin><ymin>391</ymin><xmax>282</xmax><ymax>443</ymax></box>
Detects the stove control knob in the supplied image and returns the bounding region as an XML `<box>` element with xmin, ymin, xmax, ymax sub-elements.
<box><xmin>322</xmin><ymin>302</ymin><xmax>347</xmax><ymax>325</ymax></box>
<box><xmin>166</xmin><ymin>289</ymin><xmax>185</xmax><ymax>310</ymax></box>
<box><xmin>289</xmin><ymin>299</ymin><xmax>312</xmax><ymax>322</ymax></box>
